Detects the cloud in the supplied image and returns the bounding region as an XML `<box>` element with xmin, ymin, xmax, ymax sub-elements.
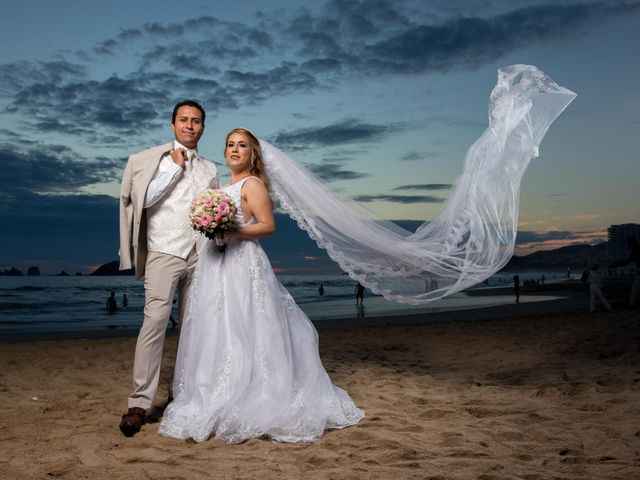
<box><xmin>6</xmin><ymin>72</ymin><xmax>172</xmax><ymax>141</ymax></box>
<box><xmin>168</xmin><ymin>54</ymin><xmax>222</xmax><ymax>76</ymax></box>
<box><xmin>392</xmin><ymin>183</ymin><xmax>452</xmax><ymax>191</ymax></box>
<box><xmin>277</xmin><ymin>0</ymin><xmax>640</xmax><ymax>77</ymax></box>
<box><xmin>0</xmin><ymin>59</ymin><xmax>86</xmax><ymax>96</ymax></box>
<box><xmin>0</xmin><ymin>142</ymin><xmax>123</xmax><ymax>193</ymax></box>
<box><xmin>224</xmin><ymin>62</ymin><xmax>318</xmax><ymax>102</ymax></box>
<box><xmin>307</xmin><ymin>163</ymin><xmax>369</xmax><ymax>181</ymax></box>
<box><xmin>0</xmin><ymin>0</ymin><xmax>636</xmax><ymax>220</ymax></box>
<box><xmin>353</xmin><ymin>193</ymin><xmax>444</xmax><ymax>204</ymax></box>
<box><xmin>513</xmin><ymin>228</ymin><xmax>608</xmax><ymax>253</ymax></box>
<box><xmin>2</xmin><ymin>2</ymin><xmax>637</xmax><ymax>146</ymax></box>
<box><xmin>360</xmin><ymin>2</ymin><xmax>640</xmax><ymax>74</ymax></box>
<box><xmin>0</xmin><ymin>189</ymin><xmax>120</xmax><ymax>271</ymax></box>
<box><xmin>271</xmin><ymin>119</ymin><xmax>398</xmax><ymax>150</ymax></box>
<box><xmin>300</xmin><ymin>57</ymin><xmax>342</xmax><ymax>73</ymax></box>
<box><xmin>400</xmin><ymin>151</ymin><xmax>443</xmax><ymax>161</ymax></box>
<box><xmin>352</xmin><ymin>182</ymin><xmax>452</xmax><ymax>202</ymax></box>
<box><xmin>515</xmin><ymin>230</ymin><xmax>582</xmax><ymax>244</ymax></box>
<box><xmin>320</xmin><ymin>154</ymin><xmax>360</xmax><ymax>164</ymax></box>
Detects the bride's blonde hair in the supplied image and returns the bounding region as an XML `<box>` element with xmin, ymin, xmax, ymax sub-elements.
<box><xmin>224</xmin><ymin>128</ymin><xmax>270</xmax><ymax>190</ymax></box>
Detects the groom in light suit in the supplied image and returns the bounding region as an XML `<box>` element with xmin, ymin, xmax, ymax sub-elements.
<box><xmin>118</xmin><ymin>100</ymin><xmax>218</xmax><ymax>437</ymax></box>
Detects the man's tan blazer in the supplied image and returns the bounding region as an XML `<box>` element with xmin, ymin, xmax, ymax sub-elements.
<box><xmin>119</xmin><ymin>143</ymin><xmax>172</xmax><ymax>279</ymax></box>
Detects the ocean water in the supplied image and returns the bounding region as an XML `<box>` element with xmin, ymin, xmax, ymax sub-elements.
<box><xmin>0</xmin><ymin>271</ymin><xmax>565</xmax><ymax>338</ymax></box>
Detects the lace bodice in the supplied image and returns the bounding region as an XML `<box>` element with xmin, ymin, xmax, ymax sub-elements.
<box><xmin>222</xmin><ymin>176</ymin><xmax>262</xmax><ymax>226</ymax></box>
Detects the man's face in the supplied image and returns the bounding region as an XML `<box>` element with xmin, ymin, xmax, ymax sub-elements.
<box><xmin>171</xmin><ymin>106</ymin><xmax>204</xmax><ymax>149</ymax></box>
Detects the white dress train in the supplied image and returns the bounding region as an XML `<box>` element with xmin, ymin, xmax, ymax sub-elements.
<box><xmin>158</xmin><ymin>177</ymin><xmax>365</xmax><ymax>443</ymax></box>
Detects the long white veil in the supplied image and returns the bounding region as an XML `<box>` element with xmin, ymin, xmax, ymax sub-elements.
<box><xmin>259</xmin><ymin>65</ymin><xmax>576</xmax><ymax>304</ymax></box>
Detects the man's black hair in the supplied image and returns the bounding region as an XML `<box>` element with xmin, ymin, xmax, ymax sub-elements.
<box><xmin>172</xmin><ymin>100</ymin><xmax>206</xmax><ymax>125</ymax></box>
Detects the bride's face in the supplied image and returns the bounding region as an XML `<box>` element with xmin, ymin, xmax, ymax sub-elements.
<box><xmin>225</xmin><ymin>132</ymin><xmax>253</xmax><ymax>171</ymax></box>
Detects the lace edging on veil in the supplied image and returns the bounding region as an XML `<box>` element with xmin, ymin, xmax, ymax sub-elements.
<box><xmin>259</xmin><ymin>65</ymin><xmax>576</xmax><ymax>304</ymax></box>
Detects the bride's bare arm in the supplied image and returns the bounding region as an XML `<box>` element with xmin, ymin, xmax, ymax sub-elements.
<box><xmin>226</xmin><ymin>178</ymin><xmax>275</xmax><ymax>239</ymax></box>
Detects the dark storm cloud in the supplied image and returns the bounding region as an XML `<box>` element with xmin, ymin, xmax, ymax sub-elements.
<box><xmin>272</xmin><ymin>120</ymin><xmax>397</xmax><ymax>150</ymax></box>
<box><xmin>0</xmin><ymin>143</ymin><xmax>123</xmax><ymax>192</ymax></box>
<box><xmin>93</xmin><ymin>39</ymin><xmax>118</xmax><ymax>56</ymax></box>
<box><xmin>107</xmin><ymin>17</ymin><xmax>220</xmax><ymax>45</ymax></box>
<box><xmin>139</xmin><ymin>40</ymin><xmax>259</xmax><ymax>72</ymax></box>
<box><xmin>4</xmin><ymin>71</ymin><xmax>197</xmax><ymax>142</ymax></box>
<box><xmin>320</xmin><ymin>153</ymin><xmax>361</xmax><ymax>164</ymax></box>
<box><xmin>168</xmin><ymin>54</ymin><xmax>221</xmax><ymax>75</ymax></box>
<box><xmin>360</xmin><ymin>2</ymin><xmax>640</xmax><ymax>74</ymax></box>
<box><xmin>224</xmin><ymin>62</ymin><xmax>318</xmax><ymax>101</ymax></box>
<box><xmin>353</xmin><ymin>194</ymin><xmax>444</xmax><ymax>204</ymax></box>
<box><xmin>300</xmin><ymin>58</ymin><xmax>342</xmax><ymax>73</ymax></box>
<box><xmin>0</xmin><ymin>60</ymin><xmax>86</xmax><ymax>95</ymax></box>
<box><xmin>1</xmin><ymin>2</ymin><xmax>638</xmax><ymax>148</ymax></box>
<box><xmin>277</xmin><ymin>1</ymin><xmax>640</xmax><ymax>76</ymax></box>
<box><xmin>307</xmin><ymin>163</ymin><xmax>370</xmax><ymax>181</ymax></box>
<box><xmin>0</xmin><ymin>140</ymin><xmax>125</xmax><ymax>268</ymax></box>
<box><xmin>5</xmin><ymin>67</ymin><xmax>233</xmax><ymax>143</ymax></box>
<box><xmin>0</xmin><ymin>189</ymin><xmax>120</xmax><ymax>270</ymax></box>
<box><xmin>392</xmin><ymin>183</ymin><xmax>452</xmax><ymax>191</ymax></box>
<box><xmin>0</xmin><ymin>189</ymin><xmax>118</xmax><ymax>223</ymax></box>
<box><xmin>100</xmin><ymin>16</ymin><xmax>270</xmax><ymax>62</ymax></box>
<box><xmin>515</xmin><ymin>230</ymin><xmax>581</xmax><ymax>243</ymax></box>
<box><xmin>400</xmin><ymin>151</ymin><xmax>444</xmax><ymax>161</ymax></box>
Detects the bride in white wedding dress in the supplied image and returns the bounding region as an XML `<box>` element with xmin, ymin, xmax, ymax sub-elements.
<box><xmin>159</xmin><ymin>65</ymin><xmax>576</xmax><ymax>444</ymax></box>
<box><xmin>159</xmin><ymin>128</ymin><xmax>365</xmax><ymax>443</ymax></box>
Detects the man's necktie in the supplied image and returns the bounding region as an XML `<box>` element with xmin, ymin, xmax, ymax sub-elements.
<box><xmin>185</xmin><ymin>150</ymin><xmax>197</xmax><ymax>174</ymax></box>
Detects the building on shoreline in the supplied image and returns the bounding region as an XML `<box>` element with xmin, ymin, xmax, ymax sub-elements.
<box><xmin>607</xmin><ymin>223</ymin><xmax>640</xmax><ymax>261</ymax></box>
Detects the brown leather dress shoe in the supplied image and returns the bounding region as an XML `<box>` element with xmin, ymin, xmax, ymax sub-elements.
<box><xmin>119</xmin><ymin>407</ymin><xmax>146</xmax><ymax>437</ymax></box>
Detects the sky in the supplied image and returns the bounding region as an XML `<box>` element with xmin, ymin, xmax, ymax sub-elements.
<box><xmin>0</xmin><ymin>0</ymin><xmax>638</xmax><ymax>274</ymax></box>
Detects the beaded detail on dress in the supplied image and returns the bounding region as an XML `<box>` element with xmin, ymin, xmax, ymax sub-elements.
<box><xmin>158</xmin><ymin>175</ymin><xmax>364</xmax><ymax>443</ymax></box>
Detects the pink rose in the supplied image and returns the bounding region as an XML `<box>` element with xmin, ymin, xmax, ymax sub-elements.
<box><xmin>215</xmin><ymin>214</ymin><xmax>223</xmax><ymax>223</ymax></box>
<box><xmin>218</xmin><ymin>202</ymin><xmax>229</xmax><ymax>215</ymax></box>
<box><xmin>199</xmin><ymin>214</ymin><xmax>212</xmax><ymax>226</ymax></box>
<box><xmin>204</xmin><ymin>199</ymin><xmax>214</xmax><ymax>209</ymax></box>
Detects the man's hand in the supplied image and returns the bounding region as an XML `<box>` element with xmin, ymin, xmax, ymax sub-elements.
<box><xmin>169</xmin><ymin>148</ymin><xmax>188</xmax><ymax>169</ymax></box>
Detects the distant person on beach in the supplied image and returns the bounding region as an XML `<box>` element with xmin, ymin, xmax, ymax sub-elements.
<box><xmin>588</xmin><ymin>264</ymin><xmax>611</xmax><ymax>313</ymax></box>
<box><xmin>513</xmin><ymin>274</ymin><xmax>520</xmax><ymax>304</ymax></box>
<box><xmin>106</xmin><ymin>292</ymin><xmax>118</xmax><ymax>313</ymax></box>
<box><xmin>122</xmin><ymin>293</ymin><xmax>128</xmax><ymax>307</ymax></box>
<box><xmin>318</xmin><ymin>284</ymin><xmax>325</xmax><ymax>296</ymax></box>
<box><xmin>117</xmin><ymin>100</ymin><xmax>218</xmax><ymax>437</ymax></box>
<box><xmin>581</xmin><ymin>269</ymin><xmax>589</xmax><ymax>284</ymax></box>
<box><xmin>609</xmin><ymin>236</ymin><xmax>640</xmax><ymax>307</ymax></box>
<box><xmin>168</xmin><ymin>299</ymin><xmax>178</xmax><ymax>329</ymax></box>
<box><xmin>355</xmin><ymin>282</ymin><xmax>365</xmax><ymax>306</ymax></box>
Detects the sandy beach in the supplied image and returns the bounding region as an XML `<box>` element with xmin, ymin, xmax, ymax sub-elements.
<box><xmin>2</xmin><ymin>292</ymin><xmax>640</xmax><ymax>479</ymax></box>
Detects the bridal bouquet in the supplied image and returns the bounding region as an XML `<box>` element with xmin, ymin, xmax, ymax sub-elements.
<box><xmin>190</xmin><ymin>189</ymin><xmax>238</xmax><ymax>252</ymax></box>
